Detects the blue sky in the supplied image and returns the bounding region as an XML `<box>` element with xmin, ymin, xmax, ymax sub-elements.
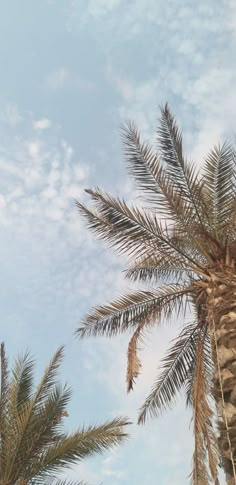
<box><xmin>0</xmin><ymin>1</ymin><xmax>235</xmax><ymax>483</ymax></box>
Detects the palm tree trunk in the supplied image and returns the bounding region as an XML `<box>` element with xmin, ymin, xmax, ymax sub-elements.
<box><xmin>206</xmin><ymin>270</ymin><xmax>236</xmax><ymax>484</ymax></box>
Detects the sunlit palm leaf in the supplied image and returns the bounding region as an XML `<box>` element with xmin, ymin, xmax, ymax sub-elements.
<box><xmin>31</xmin><ymin>417</ymin><xmax>130</xmax><ymax>478</ymax></box>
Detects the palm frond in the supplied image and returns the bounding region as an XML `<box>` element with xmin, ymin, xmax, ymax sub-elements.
<box><xmin>190</xmin><ymin>328</ymin><xmax>219</xmax><ymax>484</ymax></box>
<box><xmin>122</xmin><ymin>122</ymin><xmax>199</xmax><ymax>225</ymax></box>
<box><xmin>126</xmin><ymin>320</ymin><xmax>147</xmax><ymax>392</ymax></box>
<box><xmin>125</xmin><ymin>253</ymin><xmax>193</xmax><ymax>284</ymax></box>
<box><xmin>157</xmin><ymin>104</ymin><xmax>205</xmax><ymax>226</ymax></box>
<box><xmin>0</xmin><ymin>343</ymin><xmax>8</xmax><ymax>420</ymax></box>
<box><xmin>0</xmin><ymin>347</ymin><xmax>129</xmax><ymax>483</ymax></box>
<box><xmin>30</xmin><ymin>417</ymin><xmax>130</xmax><ymax>478</ymax></box>
<box><xmin>0</xmin><ymin>343</ymin><xmax>9</xmax><ymax>473</ymax></box>
<box><xmin>77</xmin><ymin>189</ymin><xmax>204</xmax><ymax>270</ymax></box>
<box><xmin>10</xmin><ymin>351</ymin><xmax>34</xmax><ymax>411</ymax></box>
<box><xmin>32</xmin><ymin>346</ymin><xmax>65</xmax><ymax>407</ymax></box>
<box><xmin>138</xmin><ymin>322</ymin><xmax>199</xmax><ymax>424</ymax></box>
<box><xmin>202</xmin><ymin>143</ymin><xmax>235</xmax><ymax>237</ymax></box>
<box><xmin>185</xmin><ymin>328</ymin><xmax>213</xmax><ymax>407</ymax></box>
<box><xmin>2</xmin><ymin>348</ymin><xmax>66</xmax><ymax>481</ymax></box>
<box><xmin>77</xmin><ymin>285</ymin><xmax>191</xmax><ymax>338</ymax></box>
<box><xmin>11</xmin><ymin>386</ymin><xmax>72</xmax><ymax>480</ymax></box>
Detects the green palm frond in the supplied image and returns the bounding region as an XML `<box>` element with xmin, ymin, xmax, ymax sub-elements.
<box><xmin>77</xmin><ymin>285</ymin><xmax>191</xmax><ymax>338</ymax></box>
<box><xmin>138</xmin><ymin>322</ymin><xmax>199</xmax><ymax>424</ymax></box>
<box><xmin>31</xmin><ymin>417</ymin><xmax>130</xmax><ymax>479</ymax></box>
<box><xmin>10</xmin><ymin>350</ymin><xmax>34</xmax><ymax>411</ymax></box>
<box><xmin>32</xmin><ymin>346</ymin><xmax>65</xmax><ymax>406</ymax></box>
<box><xmin>0</xmin><ymin>345</ymin><xmax>129</xmax><ymax>483</ymax></box>
<box><xmin>11</xmin><ymin>385</ymin><xmax>73</xmax><ymax>480</ymax></box>
<box><xmin>2</xmin><ymin>347</ymin><xmax>67</xmax><ymax>480</ymax></box>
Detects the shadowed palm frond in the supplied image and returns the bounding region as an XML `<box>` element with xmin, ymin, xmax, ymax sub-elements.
<box><xmin>77</xmin><ymin>189</ymin><xmax>204</xmax><ymax>270</ymax></box>
<box><xmin>138</xmin><ymin>322</ymin><xmax>200</xmax><ymax>424</ymax></box>
<box><xmin>122</xmin><ymin>122</ymin><xmax>199</xmax><ymax>226</ymax></box>
<box><xmin>77</xmin><ymin>285</ymin><xmax>191</xmax><ymax>339</ymax></box>
<box><xmin>157</xmin><ymin>104</ymin><xmax>205</xmax><ymax>226</ymax></box>
<box><xmin>202</xmin><ymin>143</ymin><xmax>235</xmax><ymax>238</ymax></box>
<box><xmin>125</xmin><ymin>253</ymin><xmax>194</xmax><ymax>284</ymax></box>
<box><xmin>190</xmin><ymin>328</ymin><xmax>219</xmax><ymax>485</ymax></box>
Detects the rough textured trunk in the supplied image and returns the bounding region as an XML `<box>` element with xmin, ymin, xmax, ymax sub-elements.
<box><xmin>206</xmin><ymin>268</ymin><xmax>236</xmax><ymax>484</ymax></box>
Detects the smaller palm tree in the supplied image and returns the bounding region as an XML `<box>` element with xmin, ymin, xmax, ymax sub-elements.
<box><xmin>0</xmin><ymin>343</ymin><xmax>129</xmax><ymax>484</ymax></box>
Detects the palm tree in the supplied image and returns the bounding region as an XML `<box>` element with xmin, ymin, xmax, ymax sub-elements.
<box><xmin>0</xmin><ymin>343</ymin><xmax>129</xmax><ymax>484</ymax></box>
<box><xmin>76</xmin><ymin>105</ymin><xmax>236</xmax><ymax>484</ymax></box>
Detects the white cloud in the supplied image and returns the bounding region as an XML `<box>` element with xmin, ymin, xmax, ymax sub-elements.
<box><xmin>33</xmin><ymin>118</ymin><xmax>51</xmax><ymax>130</ymax></box>
<box><xmin>0</xmin><ymin>113</ymin><xmax>90</xmax><ymax>243</ymax></box>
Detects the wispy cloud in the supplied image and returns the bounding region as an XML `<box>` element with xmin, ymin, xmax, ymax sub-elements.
<box><xmin>0</xmin><ymin>111</ymin><xmax>89</xmax><ymax>239</ymax></box>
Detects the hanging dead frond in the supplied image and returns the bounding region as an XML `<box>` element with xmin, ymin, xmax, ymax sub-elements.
<box><xmin>126</xmin><ymin>320</ymin><xmax>147</xmax><ymax>392</ymax></box>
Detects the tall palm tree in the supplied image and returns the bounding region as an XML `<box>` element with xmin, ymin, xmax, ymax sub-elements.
<box><xmin>0</xmin><ymin>343</ymin><xmax>129</xmax><ymax>484</ymax></box>
<box><xmin>77</xmin><ymin>105</ymin><xmax>236</xmax><ymax>484</ymax></box>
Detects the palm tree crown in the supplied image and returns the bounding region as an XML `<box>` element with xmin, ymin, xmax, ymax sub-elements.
<box><xmin>0</xmin><ymin>344</ymin><xmax>129</xmax><ymax>484</ymax></box>
<box><xmin>77</xmin><ymin>105</ymin><xmax>236</xmax><ymax>483</ymax></box>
